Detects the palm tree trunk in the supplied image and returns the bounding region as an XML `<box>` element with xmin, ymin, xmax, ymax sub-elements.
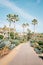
<box><xmin>9</xmin><ymin>22</ymin><xmax>11</xmax><ymax>39</ymax></box>
<box><xmin>14</xmin><ymin>22</ymin><xmax>15</xmax><ymax>39</ymax></box>
<box><xmin>34</xmin><ymin>25</ymin><xmax>35</xmax><ymax>33</ymax></box>
<box><xmin>23</xmin><ymin>27</ymin><xmax>24</xmax><ymax>36</ymax></box>
<box><xmin>34</xmin><ymin>25</ymin><xmax>35</xmax><ymax>40</ymax></box>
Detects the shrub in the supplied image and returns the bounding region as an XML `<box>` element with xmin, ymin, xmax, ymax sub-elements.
<box><xmin>38</xmin><ymin>41</ymin><xmax>43</xmax><ymax>45</ymax></box>
<box><xmin>0</xmin><ymin>46</ymin><xmax>10</xmax><ymax>57</ymax></box>
<box><xmin>30</xmin><ymin>40</ymin><xmax>38</xmax><ymax>47</ymax></box>
<box><xmin>12</xmin><ymin>40</ymin><xmax>20</xmax><ymax>46</ymax></box>
<box><xmin>10</xmin><ymin>32</ymin><xmax>14</xmax><ymax>39</ymax></box>
<box><xmin>0</xmin><ymin>39</ymin><xmax>3</xmax><ymax>43</ymax></box>
<box><xmin>30</xmin><ymin>40</ymin><xmax>36</xmax><ymax>43</ymax></box>
<box><xmin>30</xmin><ymin>42</ymin><xmax>35</xmax><ymax>47</ymax></box>
<box><xmin>27</xmin><ymin>33</ymin><xmax>31</xmax><ymax>40</ymax></box>
<box><xmin>15</xmin><ymin>33</ymin><xmax>19</xmax><ymax>39</ymax></box>
<box><xmin>0</xmin><ymin>42</ymin><xmax>5</xmax><ymax>49</ymax></box>
<box><xmin>40</xmin><ymin>48</ymin><xmax>43</xmax><ymax>53</ymax></box>
<box><xmin>40</xmin><ymin>45</ymin><xmax>43</xmax><ymax>48</ymax></box>
<box><xmin>8</xmin><ymin>44</ymin><xmax>15</xmax><ymax>50</ymax></box>
<box><xmin>34</xmin><ymin>48</ymin><xmax>42</xmax><ymax>54</ymax></box>
<box><xmin>3</xmin><ymin>40</ymin><xmax>11</xmax><ymax>47</ymax></box>
<box><xmin>19</xmin><ymin>38</ymin><xmax>24</xmax><ymax>43</ymax></box>
<box><xmin>0</xmin><ymin>35</ymin><xmax>4</xmax><ymax>39</ymax></box>
<box><xmin>20</xmin><ymin>35</ymin><xmax>27</xmax><ymax>43</ymax></box>
<box><xmin>19</xmin><ymin>37</ymin><xmax>26</xmax><ymax>43</ymax></box>
<box><xmin>34</xmin><ymin>45</ymin><xmax>43</xmax><ymax>54</ymax></box>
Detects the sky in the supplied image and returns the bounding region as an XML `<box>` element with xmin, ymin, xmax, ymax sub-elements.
<box><xmin>0</xmin><ymin>0</ymin><xmax>43</xmax><ymax>33</ymax></box>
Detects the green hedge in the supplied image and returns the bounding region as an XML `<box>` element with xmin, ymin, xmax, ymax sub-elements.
<box><xmin>11</xmin><ymin>40</ymin><xmax>20</xmax><ymax>46</ymax></box>
<box><xmin>10</xmin><ymin>32</ymin><xmax>14</xmax><ymax>39</ymax></box>
<box><xmin>0</xmin><ymin>42</ymin><xmax>5</xmax><ymax>49</ymax></box>
<box><xmin>0</xmin><ymin>35</ymin><xmax>4</xmax><ymax>39</ymax></box>
<box><xmin>38</xmin><ymin>41</ymin><xmax>43</xmax><ymax>45</ymax></box>
<box><xmin>8</xmin><ymin>44</ymin><xmax>15</xmax><ymax>50</ymax></box>
<box><xmin>34</xmin><ymin>48</ymin><xmax>42</xmax><ymax>54</ymax></box>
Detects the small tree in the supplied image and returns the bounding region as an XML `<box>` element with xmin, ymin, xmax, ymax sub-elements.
<box><xmin>10</xmin><ymin>32</ymin><xmax>14</xmax><ymax>39</ymax></box>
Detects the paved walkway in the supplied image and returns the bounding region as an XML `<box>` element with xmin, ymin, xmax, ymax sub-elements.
<box><xmin>0</xmin><ymin>42</ymin><xmax>43</xmax><ymax>65</ymax></box>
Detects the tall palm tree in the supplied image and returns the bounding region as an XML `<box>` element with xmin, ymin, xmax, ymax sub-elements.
<box><xmin>11</xmin><ymin>14</ymin><xmax>19</xmax><ymax>32</ymax></box>
<box><xmin>32</xmin><ymin>19</ymin><xmax>38</xmax><ymax>33</ymax></box>
<box><xmin>7</xmin><ymin>14</ymin><xmax>19</xmax><ymax>39</ymax></box>
<box><xmin>27</xmin><ymin>29</ymin><xmax>31</xmax><ymax>40</ymax></box>
<box><xmin>22</xmin><ymin>23</ymin><xmax>29</xmax><ymax>35</ymax></box>
<box><xmin>32</xmin><ymin>19</ymin><xmax>38</xmax><ymax>40</ymax></box>
<box><xmin>10</xmin><ymin>14</ymin><xmax>19</xmax><ymax>39</ymax></box>
<box><xmin>7</xmin><ymin>14</ymin><xmax>12</xmax><ymax>39</ymax></box>
<box><xmin>22</xmin><ymin>23</ymin><xmax>29</xmax><ymax>41</ymax></box>
<box><xmin>27</xmin><ymin>28</ymin><xmax>31</xmax><ymax>33</ymax></box>
<box><xmin>26</xmin><ymin>23</ymin><xmax>29</xmax><ymax>32</ymax></box>
<box><xmin>26</xmin><ymin>23</ymin><xmax>29</xmax><ymax>27</ymax></box>
<box><xmin>22</xmin><ymin>23</ymin><xmax>26</xmax><ymax>35</ymax></box>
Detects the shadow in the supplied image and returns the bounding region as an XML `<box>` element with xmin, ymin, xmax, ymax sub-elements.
<box><xmin>39</xmin><ymin>56</ymin><xmax>43</xmax><ymax>60</ymax></box>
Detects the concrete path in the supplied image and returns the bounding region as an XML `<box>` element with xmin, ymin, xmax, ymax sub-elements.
<box><xmin>0</xmin><ymin>42</ymin><xmax>43</xmax><ymax>65</ymax></box>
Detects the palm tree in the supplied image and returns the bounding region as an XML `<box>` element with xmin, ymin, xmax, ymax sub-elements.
<box><xmin>7</xmin><ymin>14</ymin><xmax>19</xmax><ymax>39</ymax></box>
<box><xmin>32</xmin><ymin>19</ymin><xmax>38</xmax><ymax>33</ymax></box>
<box><xmin>22</xmin><ymin>23</ymin><xmax>29</xmax><ymax>35</ymax></box>
<box><xmin>11</xmin><ymin>14</ymin><xmax>19</xmax><ymax>32</ymax></box>
<box><xmin>27</xmin><ymin>29</ymin><xmax>31</xmax><ymax>40</ymax></box>
<box><xmin>10</xmin><ymin>14</ymin><xmax>19</xmax><ymax>39</ymax></box>
<box><xmin>22</xmin><ymin>23</ymin><xmax>26</xmax><ymax>35</ymax></box>
<box><xmin>27</xmin><ymin>28</ymin><xmax>31</xmax><ymax>33</ymax></box>
<box><xmin>26</xmin><ymin>23</ymin><xmax>29</xmax><ymax>32</ymax></box>
<box><xmin>7</xmin><ymin>14</ymin><xmax>12</xmax><ymax>39</ymax></box>
<box><xmin>22</xmin><ymin>23</ymin><xmax>29</xmax><ymax>41</ymax></box>
<box><xmin>26</xmin><ymin>23</ymin><xmax>29</xmax><ymax>27</ymax></box>
<box><xmin>32</xmin><ymin>19</ymin><xmax>38</xmax><ymax>40</ymax></box>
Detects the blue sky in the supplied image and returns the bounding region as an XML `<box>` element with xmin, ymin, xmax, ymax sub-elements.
<box><xmin>0</xmin><ymin>0</ymin><xmax>43</xmax><ymax>33</ymax></box>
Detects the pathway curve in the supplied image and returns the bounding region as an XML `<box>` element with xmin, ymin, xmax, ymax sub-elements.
<box><xmin>0</xmin><ymin>42</ymin><xmax>43</xmax><ymax>65</ymax></box>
